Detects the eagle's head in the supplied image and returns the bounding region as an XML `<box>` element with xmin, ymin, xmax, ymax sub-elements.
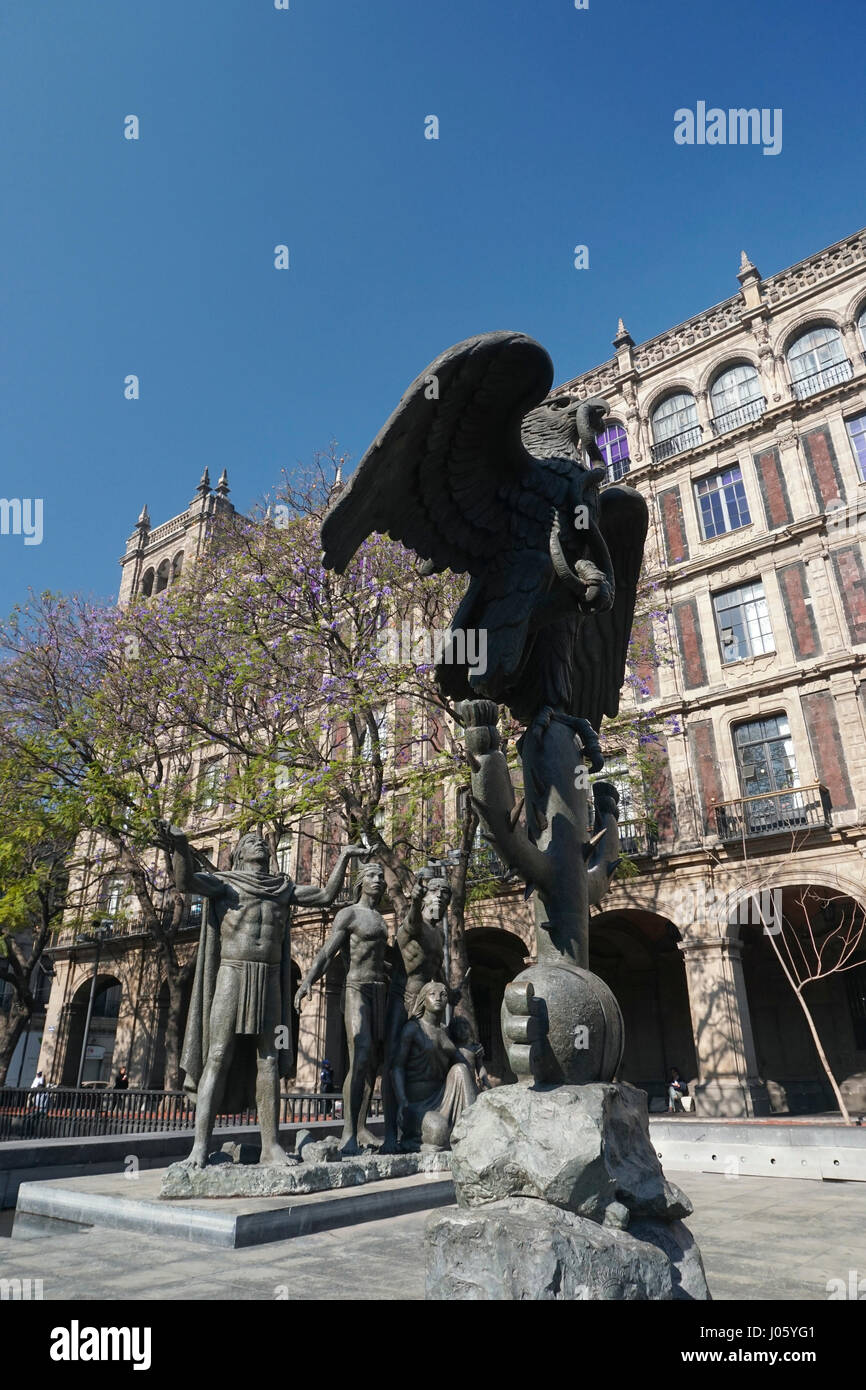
<box><xmin>521</xmin><ymin>394</ymin><xmax>609</xmax><ymax>466</ymax></box>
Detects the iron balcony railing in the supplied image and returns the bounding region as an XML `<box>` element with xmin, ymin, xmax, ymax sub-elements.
<box><xmin>54</xmin><ymin>908</ymin><xmax>200</xmax><ymax>947</ymax></box>
<box><xmin>618</xmin><ymin>818</ymin><xmax>659</xmax><ymax>859</ymax></box>
<box><xmin>466</xmin><ymin>844</ymin><xmax>513</xmax><ymax>884</ymax></box>
<box><xmin>711</xmin><ymin>784</ymin><xmax>831</xmax><ymax>841</ymax></box>
<box><xmin>0</xmin><ymin>1086</ymin><xmax>374</xmax><ymax>1143</ymax></box>
<box><xmin>650</xmin><ymin>424</ymin><xmax>703</xmax><ymax>464</ymax></box>
<box><xmin>791</xmin><ymin>359</ymin><xmax>853</xmax><ymax>401</ymax></box>
<box><xmin>710</xmin><ymin>397</ymin><xmax>766</xmax><ymax>435</ymax></box>
<box><xmin>604</xmin><ymin>456</ymin><xmax>631</xmax><ymax>483</ymax></box>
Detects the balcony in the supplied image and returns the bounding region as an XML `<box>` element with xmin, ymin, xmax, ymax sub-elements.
<box><xmin>604</xmin><ymin>456</ymin><xmax>631</xmax><ymax>483</ymax></box>
<box><xmin>711</xmin><ymin>784</ymin><xmax>831</xmax><ymax>842</ymax></box>
<box><xmin>467</xmin><ymin>844</ymin><xmax>513</xmax><ymax>884</ymax></box>
<box><xmin>791</xmin><ymin>359</ymin><xmax>853</xmax><ymax>401</ymax></box>
<box><xmin>651</xmin><ymin>424</ymin><xmax>703</xmax><ymax>464</ymax></box>
<box><xmin>53</xmin><ymin>907</ymin><xmax>197</xmax><ymax>948</ymax></box>
<box><xmin>618</xmin><ymin>818</ymin><xmax>659</xmax><ymax>859</ymax></box>
<box><xmin>710</xmin><ymin>397</ymin><xmax>766</xmax><ymax>436</ymax></box>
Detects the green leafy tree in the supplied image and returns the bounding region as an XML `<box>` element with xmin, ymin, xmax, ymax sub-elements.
<box><xmin>0</xmin><ymin>753</ymin><xmax>73</xmax><ymax>1083</ymax></box>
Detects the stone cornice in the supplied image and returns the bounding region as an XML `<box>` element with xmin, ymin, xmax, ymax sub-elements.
<box><xmin>555</xmin><ymin>227</ymin><xmax>866</xmax><ymax>396</ymax></box>
<box><xmin>651</xmin><ymin>651</ymin><xmax>863</xmax><ymax>720</ymax></box>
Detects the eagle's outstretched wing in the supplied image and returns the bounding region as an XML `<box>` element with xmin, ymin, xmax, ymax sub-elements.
<box><xmin>321</xmin><ymin>332</ymin><xmax>562</xmax><ymax>577</ymax></box>
<box><xmin>568</xmin><ymin>485</ymin><xmax>649</xmax><ymax>732</ymax></box>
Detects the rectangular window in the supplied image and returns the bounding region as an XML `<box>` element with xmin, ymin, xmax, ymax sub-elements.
<box><xmin>694</xmin><ymin>465</ymin><xmax>752</xmax><ymax>539</ymax></box>
<box><xmin>360</xmin><ymin>707</ymin><xmax>388</xmax><ymax>762</ymax></box>
<box><xmin>188</xmin><ymin>847</ymin><xmax>212</xmax><ymax>926</ymax></box>
<box><xmin>101</xmin><ymin>876</ymin><xmax>126</xmax><ymax>915</ymax></box>
<box><xmin>198</xmin><ymin>759</ymin><xmax>223</xmax><ymax>811</ymax></box>
<box><xmin>712</xmin><ymin>582</ymin><xmax>774</xmax><ymax>663</ymax></box>
<box><xmin>845</xmin><ymin>414</ymin><xmax>866</xmax><ymax>482</ymax></box>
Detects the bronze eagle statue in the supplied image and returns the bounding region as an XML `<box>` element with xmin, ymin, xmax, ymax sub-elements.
<box><xmin>321</xmin><ymin>332</ymin><xmax>648</xmax><ymax>756</ymax></box>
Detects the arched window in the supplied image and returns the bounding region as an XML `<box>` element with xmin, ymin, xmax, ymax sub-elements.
<box><xmin>858</xmin><ymin>306</ymin><xmax>866</xmax><ymax>353</ymax></box>
<box><xmin>787</xmin><ymin>326</ymin><xmax>851</xmax><ymax>400</ymax></box>
<box><xmin>155</xmin><ymin>559</ymin><xmax>171</xmax><ymax>593</ymax></box>
<box><xmin>171</xmin><ymin>551</ymin><xmax>184</xmax><ymax>583</ymax></box>
<box><xmin>140</xmin><ymin>568</ymin><xmax>155</xmax><ymax>597</ymax></box>
<box><xmin>91</xmin><ymin>980</ymin><xmax>122</xmax><ymax>1020</ymax></box>
<box><xmin>710</xmin><ymin>364</ymin><xmax>764</xmax><ymax>434</ymax></box>
<box><xmin>651</xmin><ymin>392</ymin><xmax>701</xmax><ymax>462</ymax></box>
<box><xmin>596</xmin><ymin>422</ymin><xmax>630</xmax><ymax>481</ymax></box>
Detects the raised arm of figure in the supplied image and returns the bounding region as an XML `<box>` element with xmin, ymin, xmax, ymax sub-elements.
<box><xmin>293</xmin><ymin>845</ymin><xmax>367</xmax><ymax>907</ymax></box>
<box><xmin>163</xmin><ymin>823</ymin><xmax>226</xmax><ymax>900</ymax></box>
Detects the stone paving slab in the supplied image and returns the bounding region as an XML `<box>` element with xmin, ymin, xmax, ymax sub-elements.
<box><xmin>3</xmin><ymin>1170</ymin><xmax>866</xmax><ymax>1300</ymax></box>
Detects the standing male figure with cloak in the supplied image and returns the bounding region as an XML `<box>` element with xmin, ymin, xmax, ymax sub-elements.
<box><xmin>167</xmin><ymin>826</ymin><xmax>364</xmax><ymax>1167</ymax></box>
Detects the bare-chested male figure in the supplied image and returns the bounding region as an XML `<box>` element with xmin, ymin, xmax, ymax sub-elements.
<box><xmin>295</xmin><ymin>861</ymin><xmax>389</xmax><ymax>1156</ymax></box>
<box><xmin>381</xmin><ymin>869</ymin><xmax>451</xmax><ymax>1150</ymax></box>
<box><xmin>168</xmin><ymin>825</ymin><xmax>364</xmax><ymax>1168</ymax></box>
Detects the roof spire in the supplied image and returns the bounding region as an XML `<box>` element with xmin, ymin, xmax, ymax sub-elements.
<box><xmin>136</xmin><ymin>502</ymin><xmax>151</xmax><ymax>530</ymax></box>
<box><xmin>737</xmin><ymin>249</ymin><xmax>761</xmax><ymax>286</ymax></box>
<box><xmin>196</xmin><ymin>467</ymin><xmax>211</xmax><ymax>498</ymax></box>
<box><xmin>328</xmin><ymin>459</ymin><xmax>344</xmax><ymax>500</ymax></box>
<box><xmin>216</xmin><ymin>469</ymin><xmax>230</xmax><ymax>497</ymax></box>
<box><xmin>613</xmin><ymin>316</ymin><xmax>633</xmax><ymax>348</ymax></box>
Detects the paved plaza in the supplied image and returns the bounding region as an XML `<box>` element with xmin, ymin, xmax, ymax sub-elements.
<box><xmin>2</xmin><ymin>1170</ymin><xmax>865</xmax><ymax>1300</ymax></box>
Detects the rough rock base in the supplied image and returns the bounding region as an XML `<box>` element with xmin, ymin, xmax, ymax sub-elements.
<box><xmin>426</xmin><ymin>1082</ymin><xmax>711</xmax><ymax>1300</ymax></box>
<box><xmin>160</xmin><ymin>1148</ymin><xmax>450</xmax><ymax>1199</ymax></box>
<box><xmin>427</xmin><ymin>1199</ymin><xmax>674</xmax><ymax>1300</ymax></box>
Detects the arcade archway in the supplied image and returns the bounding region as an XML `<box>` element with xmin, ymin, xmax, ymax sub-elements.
<box><xmin>739</xmin><ymin>885</ymin><xmax>866</xmax><ymax>1114</ymax></box>
<box><xmin>590</xmin><ymin>910</ymin><xmax>696</xmax><ymax>1109</ymax></box>
<box><xmin>60</xmin><ymin>974</ymin><xmax>122</xmax><ymax>1085</ymax></box>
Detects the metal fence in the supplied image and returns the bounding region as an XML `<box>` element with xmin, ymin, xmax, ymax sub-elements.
<box><xmin>712</xmin><ymin>784</ymin><xmax>831</xmax><ymax>841</ymax></box>
<box><xmin>0</xmin><ymin>1086</ymin><xmax>368</xmax><ymax>1143</ymax></box>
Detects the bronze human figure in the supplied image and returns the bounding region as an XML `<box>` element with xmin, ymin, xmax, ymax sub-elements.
<box><xmin>381</xmin><ymin>868</ymin><xmax>451</xmax><ymax>1150</ymax></box>
<box><xmin>392</xmin><ymin>980</ymin><xmax>478</xmax><ymax>1151</ymax></box>
<box><xmin>295</xmin><ymin>860</ymin><xmax>389</xmax><ymax>1155</ymax></box>
<box><xmin>170</xmin><ymin>826</ymin><xmax>363</xmax><ymax>1167</ymax></box>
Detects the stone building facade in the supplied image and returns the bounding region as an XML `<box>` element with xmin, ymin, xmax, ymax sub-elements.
<box><xmin>32</xmin><ymin>228</ymin><xmax>866</xmax><ymax>1117</ymax></box>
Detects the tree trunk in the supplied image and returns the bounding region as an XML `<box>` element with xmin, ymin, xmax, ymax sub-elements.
<box><xmin>0</xmin><ymin>1004</ymin><xmax>30</xmax><ymax>1086</ymax></box>
<box><xmin>792</xmin><ymin>984</ymin><xmax>852</xmax><ymax>1124</ymax></box>
<box><xmin>766</xmin><ymin>931</ymin><xmax>853</xmax><ymax>1124</ymax></box>
<box><xmin>164</xmin><ymin>980</ymin><xmax>185</xmax><ymax>1092</ymax></box>
<box><xmin>448</xmin><ymin>793</ymin><xmax>479</xmax><ymax>1037</ymax></box>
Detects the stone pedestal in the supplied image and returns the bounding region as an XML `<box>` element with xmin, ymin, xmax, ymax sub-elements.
<box><xmin>426</xmin><ymin>1082</ymin><xmax>711</xmax><ymax>1301</ymax></box>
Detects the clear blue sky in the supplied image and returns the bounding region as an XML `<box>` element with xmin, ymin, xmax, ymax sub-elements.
<box><xmin>1</xmin><ymin>0</ymin><xmax>863</xmax><ymax>612</ymax></box>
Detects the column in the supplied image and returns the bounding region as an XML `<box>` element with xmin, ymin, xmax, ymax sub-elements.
<box><xmin>295</xmin><ymin>979</ymin><xmax>326</xmax><ymax>1092</ymax></box>
<box><xmin>679</xmin><ymin>933</ymin><xmax>770</xmax><ymax>1117</ymax></box>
